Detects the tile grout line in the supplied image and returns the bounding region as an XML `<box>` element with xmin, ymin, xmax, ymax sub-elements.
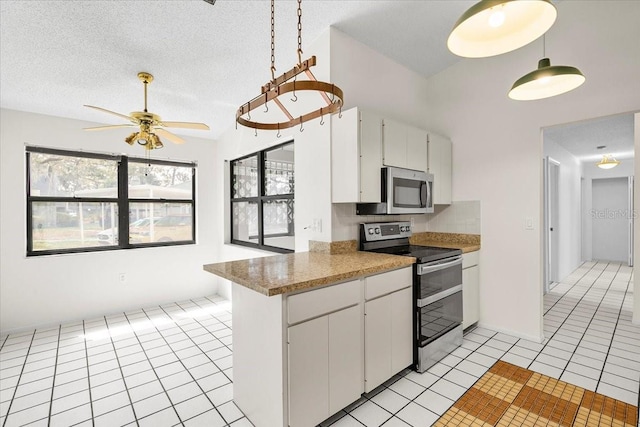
<box><xmin>1</xmin><ymin>329</ymin><xmax>36</xmax><ymax>427</ymax></box>
<box><xmin>0</xmin><ymin>335</ymin><xmax>8</xmax><ymax>353</ymax></box>
<box><xmin>46</xmin><ymin>324</ymin><xmax>63</xmax><ymax>426</ymax></box>
<box><xmin>151</xmin><ymin>304</ymin><xmax>229</xmax><ymax>423</ymax></box>
<box><xmin>104</xmin><ymin>316</ymin><xmax>141</xmax><ymax>427</ymax></box>
<box><xmin>81</xmin><ymin>320</ymin><xmax>96</xmax><ymax>427</ymax></box>
<box><xmin>527</xmin><ymin>261</ymin><xmax>613</xmax><ymax>376</ymax></box>
<box><xmin>542</xmin><ymin>262</ymin><xmax>597</xmax><ymax>317</ymax></box>
<box><xmin>119</xmin><ymin>310</ymin><xmax>183</xmax><ymax>426</ymax></box>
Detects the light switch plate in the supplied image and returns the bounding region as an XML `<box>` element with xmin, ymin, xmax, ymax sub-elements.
<box><xmin>525</xmin><ymin>217</ymin><xmax>534</xmax><ymax>230</ymax></box>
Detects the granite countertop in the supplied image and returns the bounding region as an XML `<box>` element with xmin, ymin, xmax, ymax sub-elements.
<box><xmin>410</xmin><ymin>232</ymin><xmax>480</xmax><ymax>253</ymax></box>
<box><xmin>204</xmin><ymin>251</ymin><xmax>415</xmax><ymax>297</ymax></box>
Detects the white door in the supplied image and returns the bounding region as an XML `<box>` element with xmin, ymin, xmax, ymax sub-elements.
<box><xmin>543</xmin><ymin>157</ymin><xmax>560</xmax><ymax>293</ymax></box>
<box><xmin>364</xmin><ymin>295</ymin><xmax>392</xmax><ymax>393</ymax></box>
<box><xmin>288</xmin><ymin>317</ymin><xmax>329</xmax><ymax>427</ymax></box>
<box><xmin>629</xmin><ymin>177</ymin><xmax>634</xmax><ymax>267</ymax></box>
<box><xmin>382</xmin><ymin>118</ymin><xmax>407</xmax><ymax>168</ymax></box>
<box><xmin>328</xmin><ymin>305</ymin><xmax>362</xmax><ymax>413</ymax></box>
<box><xmin>592</xmin><ymin>177</ymin><xmax>629</xmax><ymax>262</ymax></box>
<box><xmin>390</xmin><ymin>287</ymin><xmax>413</xmax><ymax>373</ymax></box>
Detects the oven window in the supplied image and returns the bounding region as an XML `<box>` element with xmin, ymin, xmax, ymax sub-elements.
<box><xmin>419</xmin><ymin>291</ymin><xmax>462</xmax><ymax>346</ymax></box>
<box><xmin>418</xmin><ymin>263</ymin><xmax>462</xmax><ymax>299</ymax></box>
<box><xmin>393</xmin><ymin>177</ymin><xmax>422</xmax><ymax>208</ymax></box>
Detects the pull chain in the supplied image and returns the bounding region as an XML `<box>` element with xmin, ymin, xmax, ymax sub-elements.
<box><xmin>297</xmin><ymin>0</ymin><xmax>303</xmax><ymax>65</ymax></box>
<box><xmin>270</xmin><ymin>0</ymin><xmax>276</xmax><ymax>81</ymax></box>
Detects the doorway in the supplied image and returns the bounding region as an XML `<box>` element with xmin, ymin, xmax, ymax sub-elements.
<box><xmin>543</xmin><ymin>157</ymin><xmax>560</xmax><ymax>294</ymax></box>
<box><xmin>591</xmin><ymin>177</ymin><xmax>634</xmax><ymax>263</ymax></box>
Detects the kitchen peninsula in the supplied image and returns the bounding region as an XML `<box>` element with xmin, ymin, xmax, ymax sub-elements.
<box><xmin>204</xmin><ymin>243</ymin><xmax>416</xmax><ymax>427</ymax></box>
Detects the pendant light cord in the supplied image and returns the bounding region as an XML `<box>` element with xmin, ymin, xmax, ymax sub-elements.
<box><xmin>543</xmin><ymin>34</ymin><xmax>546</xmax><ymax>58</ymax></box>
<box><xmin>297</xmin><ymin>0</ymin><xmax>303</xmax><ymax>65</ymax></box>
<box><xmin>270</xmin><ymin>0</ymin><xmax>276</xmax><ymax>81</ymax></box>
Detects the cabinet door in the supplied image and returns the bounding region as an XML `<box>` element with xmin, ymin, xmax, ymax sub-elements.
<box><xmin>382</xmin><ymin>118</ymin><xmax>407</xmax><ymax>168</ymax></box>
<box><xmin>391</xmin><ymin>287</ymin><xmax>414</xmax><ymax>373</ymax></box>
<box><xmin>364</xmin><ymin>295</ymin><xmax>392</xmax><ymax>393</ymax></box>
<box><xmin>406</xmin><ymin>126</ymin><xmax>428</xmax><ymax>172</ymax></box>
<box><xmin>328</xmin><ymin>305</ymin><xmax>363</xmax><ymax>413</ymax></box>
<box><xmin>462</xmin><ymin>265</ymin><xmax>479</xmax><ymax>329</ymax></box>
<box><xmin>288</xmin><ymin>317</ymin><xmax>329</xmax><ymax>427</ymax></box>
<box><xmin>428</xmin><ymin>133</ymin><xmax>452</xmax><ymax>205</ymax></box>
<box><xmin>360</xmin><ymin>110</ymin><xmax>383</xmax><ymax>203</ymax></box>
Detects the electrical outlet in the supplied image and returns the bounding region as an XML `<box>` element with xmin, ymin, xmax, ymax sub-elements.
<box><xmin>119</xmin><ymin>273</ymin><xmax>127</xmax><ymax>284</ymax></box>
<box><xmin>313</xmin><ymin>218</ymin><xmax>322</xmax><ymax>233</ymax></box>
<box><xmin>410</xmin><ymin>217</ymin><xmax>415</xmax><ymax>228</ymax></box>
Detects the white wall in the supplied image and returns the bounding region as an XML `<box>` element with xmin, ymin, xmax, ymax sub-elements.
<box><xmin>0</xmin><ymin>109</ymin><xmax>219</xmax><ymax>334</ymax></box>
<box><xmin>543</xmin><ymin>140</ymin><xmax>582</xmax><ymax>282</ymax></box>
<box><xmin>424</xmin><ymin>1</ymin><xmax>640</xmax><ymax>341</ymax></box>
<box><xmin>591</xmin><ymin>178</ymin><xmax>629</xmax><ymax>262</ymax></box>
<box><xmin>328</xmin><ymin>27</ymin><xmax>431</xmax><ymax>241</ymax></box>
<box><xmin>427</xmin><ymin>201</ymin><xmax>481</xmax><ymax>234</ymax></box>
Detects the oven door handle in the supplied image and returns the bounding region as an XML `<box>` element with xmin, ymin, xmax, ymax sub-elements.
<box><xmin>417</xmin><ymin>284</ymin><xmax>462</xmax><ymax>307</ymax></box>
<box><xmin>417</xmin><ymin>256</ymin><xmax>462</xmax><ymax>275</ymax></box>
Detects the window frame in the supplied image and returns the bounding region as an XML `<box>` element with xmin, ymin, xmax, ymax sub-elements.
<box><xmin>25</xmin><ymin>146</ymin><xmax>196</xmax><ymax>256</ymax></box>
<box><xmin>230</xmin><ymin>141</ymin><xmax>294</xmax><ymax>254</ymax></box>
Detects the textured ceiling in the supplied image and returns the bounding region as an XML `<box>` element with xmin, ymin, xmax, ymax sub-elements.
<box><xmin>0</xmin><ymin>0</ymin><xmax>473</xmax><ymax>140</ymax></box>
<box><xmin>544</xmin><ymin>113</ymin><xmax>635</xmax><ymax>161</ymax></box>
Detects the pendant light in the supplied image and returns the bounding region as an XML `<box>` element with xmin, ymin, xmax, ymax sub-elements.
<box><xmin>447</xmin><ymin>0</ymin><xmax>557</xmax><ymax>58</ymax></box>
<box><xmin>596</xmin><ymin>155</ymin><xmax>620</xmax><ymax>169</ymax></box>
<box><xmin>508</xmin><ymin>36</ymin><xmax>585</xmax><ymax>100</ymax></box>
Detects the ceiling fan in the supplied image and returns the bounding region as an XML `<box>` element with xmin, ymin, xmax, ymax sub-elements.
<box><xmin>84</xmin><ymin>72</ymin><xmax>210</xmax><ymax>150</ymax></box>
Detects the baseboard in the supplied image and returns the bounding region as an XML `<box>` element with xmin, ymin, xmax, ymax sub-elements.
<box><xmin>477</xmin><ymin>321</ymin><xmax>545</xmax><ymax>344</ymax></box>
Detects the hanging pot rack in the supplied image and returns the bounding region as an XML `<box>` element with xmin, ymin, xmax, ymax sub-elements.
<box><xmin>235</xmin><ymin>0</ymin><xmax>343</xmax><ymax>132</ymax></box>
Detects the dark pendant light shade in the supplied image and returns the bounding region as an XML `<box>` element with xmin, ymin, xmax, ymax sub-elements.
<box><xmin>447</xmin><ymin>0</ymin><xmax>557</xmax><ymax>58</ymax></box>
<box><xmin>508</xmin><ymin>58</ymin><xmax>585</xmax><ymax>100</ymax></box>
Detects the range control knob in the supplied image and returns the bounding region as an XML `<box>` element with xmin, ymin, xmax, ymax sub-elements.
<box><xmin>399</xmin><ymin>226</ymin><xmax>405</xmax><ymax>232</ymax></box>
<box><xmin>374</xmin><ymin>228</ymin><xmax>380</xmax><ymax>234</ymax></box>
<box><xmin>368</xmin><ymin>227</ymin><xmax>374</xmax><ymax>235</ymax></box>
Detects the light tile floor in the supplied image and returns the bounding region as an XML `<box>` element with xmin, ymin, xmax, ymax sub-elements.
<box><xmin>1</xmin><ymin>261</ymin><xmax>638</xmax><ymax>426</ymax></box>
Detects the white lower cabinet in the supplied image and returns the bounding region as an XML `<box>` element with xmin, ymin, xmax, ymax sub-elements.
<box><xmin>364</xmin><ymin>268</ymin><xmax>413</xmax><ymax>393</ymax></box>
<box><xmin>287</xmin><ymin>266</ymin><xmax>413</xmax><ymax>426</ymax></box>
<box><xmin>462</xmin><ymin>251</ymin><xmax>480</xmax><ymax>329</ymax></box>
<box><xmin>288</xmin><ymin>316</ymin><xmax>329</xmax><ymax>427</ymax></box>
<box><xmin>288</xmin><ymin>304</ymin><xmax>362</xmax><ymax>427</ymax></box>
<box><xmin>364</xmin><ymin>286</ymin><xmax>413</xmax><ymax>393</ymax></box>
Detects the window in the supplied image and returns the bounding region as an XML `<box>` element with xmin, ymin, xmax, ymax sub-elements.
<box><xmin>26</xmin><ymin>146</ymin><xmax>196</xmax><ymax>256</ymax></box>
<box><xmin>230</xmin><ymin>141</ymin><xmax>294</xmax><ymax>253</ymax></box>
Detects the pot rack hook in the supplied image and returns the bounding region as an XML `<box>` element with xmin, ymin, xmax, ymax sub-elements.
<box><xmin>339</xmin><ymin>106</ymin><xmax>342</xmax><ymax>119</ymax></box>
<box><xmin>319</xmin><ymin>108</ymin><xmax>324</xmax><ymax>126</ymax></box>
<box><xmin>254</xmin><ymin>128</ymin><xmax>258</xmax><ymax>137</ymax></box>
<box><xmin>299</xmin><ymin>117</ymin><xmax>304</xmax><ymax>132</ymax></box>
<box><xmin>291</xmin><ymin>81</ymin><xmax>297</xmax><ymax>102</ymax></box>
<box><xmin>264</xmin><ymin>94</ymin><xmax>269</xmax><ymax>113</ymax></box>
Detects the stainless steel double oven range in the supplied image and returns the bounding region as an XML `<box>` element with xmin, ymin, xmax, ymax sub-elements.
<box><xmin>359</xmin><ymin>221</ymin><xmax>463</xmax><ymax>373</ymax></box>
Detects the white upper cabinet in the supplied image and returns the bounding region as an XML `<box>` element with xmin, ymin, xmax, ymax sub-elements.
<box><xmin>382</xmin><ymin>118</ymin><xmax>407</xmax><ymax>168</ymax></box>
<box><xmin>331</xmin><ymin>107</ymin><xmax>383</xmax><ymax>203</ymax></box>
<box><xmin>382</xmin><ymin>119</ymin><xmax>428</xmax><ymax>173</ymax></box>
<box><xmin>406</xmin><ymin>126</ymin><xmax>428</xmax><ymax>172</ymax></box>
<box><xmin>427</xmin><ymin>132</ymin><xmax>452</xmax><ymax>205</ymax></box>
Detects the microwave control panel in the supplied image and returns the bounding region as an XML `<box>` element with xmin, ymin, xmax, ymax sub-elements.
<box><xmin>361</xmin><ymin>221</ymin><xmax>412</xmax><ymax>242</ymax></box>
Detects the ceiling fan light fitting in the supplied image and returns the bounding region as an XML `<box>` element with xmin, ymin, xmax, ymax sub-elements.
<box><xmin>447</xmin><ymin>0</ymin><xmax>557</xmax><ymax>58</ymax></box>
<box><xmin>508</xmin><ymin>57</ymin><xmax>585</xmax><ymax>100</ymax></box>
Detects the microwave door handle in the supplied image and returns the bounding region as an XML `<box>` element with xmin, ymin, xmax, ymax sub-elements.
<box><xmin>420</xmin><ymin>181</ymin><xmax>427</xmax><ymax>208</ymax></box>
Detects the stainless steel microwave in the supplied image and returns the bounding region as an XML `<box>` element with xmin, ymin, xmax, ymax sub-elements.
<box><xmin>356</xmin><ymin>166</ymin><xmax>434</xmax><ymax>215</ymax></box>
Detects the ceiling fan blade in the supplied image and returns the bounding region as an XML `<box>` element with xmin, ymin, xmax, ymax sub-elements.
<box><xmin>159</xmin><ymin>121</ymin><xmax>210</xmax><ymax>130</ymax></box>
<box><xmin>154</xmin><ymin>128</ymin><xmax>185</xmax><ymax>145</ymax></box>
<box><xmin>84</xmin><ymin>124</ymin><xmax>137</xmax><ymax>131</ymax></box>
<box><xmin>84</xmin><ymin>105</ymin><xmax>139</xmax><ymax>124</ymax></box>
